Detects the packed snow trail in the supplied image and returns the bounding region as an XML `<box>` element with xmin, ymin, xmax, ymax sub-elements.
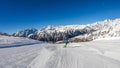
<box><xmin>27</xmin><ymin>44</ymin><xmax>120</xmax><ymax>68</ymax></box>
<box><xmin>0</xmin><ymin>42</ymin><xmax>41</xmax><ymax>48</ymax></box>
<box><xmin>0</xmin><ymin>36</ymin><xmax>120</xmax><ymax>68</ymax></box>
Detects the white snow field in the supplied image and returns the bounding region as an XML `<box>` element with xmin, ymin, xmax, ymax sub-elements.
<box><xmin>0</xmin><ymin>36</ymin><xmax>120</xmax><ymax>68</ymax></box>
<box><xmin>0</xmin><ymin>35</ymin><xmax>40</xmax><ymax>48</ymax></box>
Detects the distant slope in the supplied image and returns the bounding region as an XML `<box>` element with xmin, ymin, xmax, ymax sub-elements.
<box><xmin>0</xmin><ymin>32</ymin><xmax>10</xmax><ymax>36</ymax></box>
<box><xmin>0</xmin><ymin>35</ymin><xmax>41</xmax><ymax>48</ymax></box>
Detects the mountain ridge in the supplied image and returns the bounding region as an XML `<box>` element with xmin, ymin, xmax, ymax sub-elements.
<box><xmin>12</xmin><ymin>18</ymin><xmax>120</xmax><ymax>42</ymax></box>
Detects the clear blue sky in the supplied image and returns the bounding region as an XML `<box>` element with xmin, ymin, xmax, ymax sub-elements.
<box><xmin>0</xmin><ymin>0</ymin><xmax>120</xmax><ymax>34</ymax></box>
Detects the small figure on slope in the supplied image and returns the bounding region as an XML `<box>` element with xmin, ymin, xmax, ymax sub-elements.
<box><xmin>63</xmin><ymin>40</ymin><xmax>69</xmax><ymax>48</ymax></box>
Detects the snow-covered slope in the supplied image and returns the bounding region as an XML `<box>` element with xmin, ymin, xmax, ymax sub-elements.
<box><xmin>0</xmin><ymin>36</ymin><xmax>120</xmax><ymax>68</ymax></box>
<box><xmin>0</xmin><ymin>32</ymin><xmax>10</xmax><ymax>36</ymax></box>
<box><xmin>0</xmin><ymin>35</ymin><xmax>40</xmax><ymax>48</ymax></box>
<box><xmin>13</xmin><ymin>18</ymin><xmax>120</xmax><ymax>42</ymax></box>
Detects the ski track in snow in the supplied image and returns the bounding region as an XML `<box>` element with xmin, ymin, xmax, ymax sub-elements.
<box><xmin>0</xmin><ymin>42</ymin><xmax>41</xmax><ymax>48</ymax></box>
<box><xmin>0</xmin><ymin>39</ymin><xmax>120</xmax><ymax>68</ymax></box>
<box><xmin>27</xmin><ymin>44</ymin><xmax>120</xmax><ymax>68</ymax></box>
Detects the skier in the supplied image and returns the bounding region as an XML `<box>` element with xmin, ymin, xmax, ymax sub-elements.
<box><xmin>63</xmin><ymin>40</ymin><xmax>69</xmax><ymax>48</ymax></box>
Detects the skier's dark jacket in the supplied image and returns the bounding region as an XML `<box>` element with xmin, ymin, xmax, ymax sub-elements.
<box><xmin>63</xmin><ymin>40</ymin><xmax>69</xmax><ymax>44</ymax></box>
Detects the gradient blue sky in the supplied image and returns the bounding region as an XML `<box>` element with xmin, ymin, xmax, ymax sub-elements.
<box><xmin>0</xmin><ymin>0</ymin><xmax>120</xmax><ymax>34</ymax></box>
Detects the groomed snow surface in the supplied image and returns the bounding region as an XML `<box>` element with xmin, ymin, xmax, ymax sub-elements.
<box><xmin>0</xmin><ymin>36</ymin><xmax>120</xmax><ymax>68</ymax></box>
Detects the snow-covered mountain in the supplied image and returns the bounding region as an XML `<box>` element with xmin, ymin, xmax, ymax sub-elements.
<box><xmin>37</xmin><ymin>25</ymin><xmax>96</xmax><ymax>42</ymax></box>
<box><xmin>13</xmin><ymin>28</ymin><xmax>38</xmax><ymax>39</ymax></box>
<box><xmin>13</xmin><ymin>18</ymin><xmax>120</xmax><ymax>42</ymax></box>
<box><xmin>13</xmin><ymin>25</ymin><xmax>95</xmax><ymax>42</ymax></box>
<box><xmin>70</xmin><ymin>18</ymin><xmax>120</xmax><ymax>42</ymax></box>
